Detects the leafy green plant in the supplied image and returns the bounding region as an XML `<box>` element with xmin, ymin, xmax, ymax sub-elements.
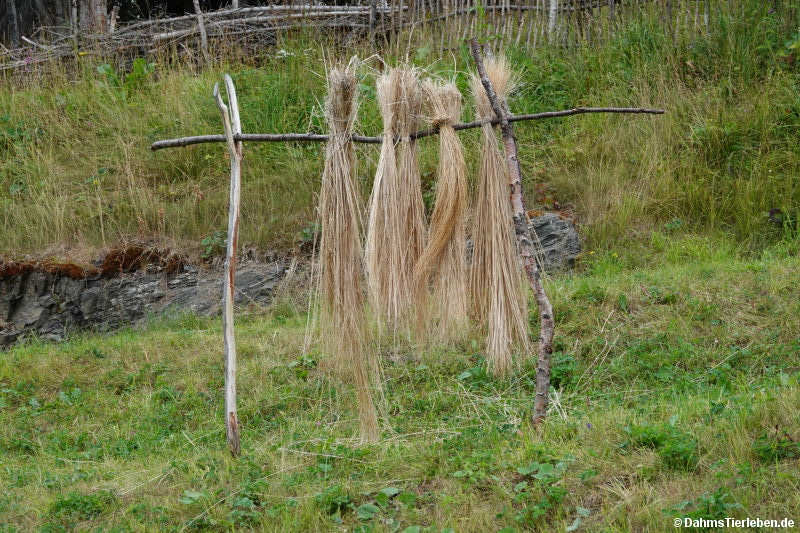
<box><xmin>227</xmin><ymin>496</ymin><xmax>261</xmax><ymax>526</ymax></box>
<box><xmin>550</xmin><ymin>352</ymin><xmax>577</xmax><ymax>388</ymax></box>
<box><xmin>512</xmin><ymin>458</ymin><xmax>571</xmax><ymax>526</ymax></box>
<box><xmin>96</xmin><ymin>58</ymin><xmax>155</xmax><ymax>99</ymax></box>
<box><xmin>48</xmin><ymin>490</ymin><xmax>116</xmax><ymax>523</ymax></box>
<box><xmin>178</xmin><ymin>489</ymin><xmax>208</xmax><ymax>506</ymax></box>
<box><xmin>666</xmin><ymin>487</ymin><xmax>742</xmax><ymax>521</ymax></box>
<box><xmin>201</xmin><ymin>230</ymin><xmax>227</xmax><ymax>260</ymax></box>
<box><xmin>752</xmin><ymin>432</ymin><xmax>800</xmax><ymax>462</ymax></box>
<box><xmin>456</xmin><ymin>359</ymin><xmax>493</xmax><ymax>389</ymax></box>
<box><xmin>664</xmin><ymin>218</ymin><xmax>684</xmax><ymax>233</ymax></box>
<box><xmin>316</xmin><ymin>484</ymin><xmax>352</xmax><ymax>516</ymax></box>
<box><xmin>621</xmin><ymin>423</ymin><xmax>699</xmax><ymax>471</ymax></box>
<box><xmin>297</xmin><ymin>222</ymin><xmax>320</xmax><ymax>249</ymax></box>
<box><xmin>287</xmin><ymin>354</ymin><xmax>317</xmax><ymax>380</ymax></box>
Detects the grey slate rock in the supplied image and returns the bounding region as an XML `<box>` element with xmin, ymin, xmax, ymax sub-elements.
<box><xmin>0</xmin><ymin>261</ymin><xmax>288</xmax><ymax>348</ymax></box>
<box><xmin>530</xmin><ymin>213</ymin><xmax>581</xmax><ymax>272</ymax></box>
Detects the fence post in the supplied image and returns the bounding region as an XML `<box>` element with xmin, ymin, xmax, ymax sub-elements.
<box><xmin>214</xmin><ymin>75</ymin><xmax>243</xmax><ymax>457</ymax></box>
<box><xmin>193</xmin><ymin>0</ymin><xmax>210</xmax><ymax>63</ymax></box>
<box><xmin>548</xmin><ymin>0</ymin><xmax>558</xmax><ymax>40</ymax></box>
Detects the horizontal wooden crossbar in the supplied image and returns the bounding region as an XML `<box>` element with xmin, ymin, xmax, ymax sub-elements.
<box><xmin>150</xmin><ymin>107</ymin><xmax>664</xmax><ymax>151</ymax></box>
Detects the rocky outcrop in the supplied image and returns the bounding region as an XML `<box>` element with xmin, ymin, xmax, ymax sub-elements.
<box><xmin>467</xmin><ymin>213</ymin><xmax>581</xmax><ymax>272</ymax></box>
<box><xmin>530</xmin><ymin>213</ymin><xmax>581</xmax><ymax>272</ymax></box>
<box><xmin>0</xmin><ymin>261</ymin><xmax>287</xmax><ymax>347</ymax></box>
<box><xmin>0</xmin><ymin>213</ymin><xmax>579</xmax><ymax>348</ymax></box>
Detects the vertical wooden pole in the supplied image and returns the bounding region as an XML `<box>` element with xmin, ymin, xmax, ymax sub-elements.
<box><xmin>109</xmin><ymin>4</ymin><xmax>119</xmax><ymax>34</ymax></box>
<box><xmin>71</xmin><ymin>0</ymin><xmax>79</xmax><ymax>45</ymax></box>
<box><xmin>469</xmin><ymin>39</ymin><xmax>555</xmax><ymax>426</ymax></box>
<box><xmin>369</xmin><ymin>0</ymin><xmax>377</xmax><ymax>39</ymax></box>
<box><xmin>214</xmin><ymin>75</ymin><xmax>243</xmax><ymax>457</ymax></box>
<box><xmin>548</xmin><ymin>0</ymin><xmax>558</xmax><ymax>41</ymax></box>
<box><xmin>193</xmin><ymin>0</ymin><xmax>210</xmax><ymax>64</ymax></box>
<box><xmin>93</xmin><ymin>0</ymin><xmax>108</xmax><ymax>34</ymax></box>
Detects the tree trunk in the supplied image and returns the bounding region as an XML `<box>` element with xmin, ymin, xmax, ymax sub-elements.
<box><xmin>93</xmin><ymin>0</ymin><xmax>107</xmax><ymax>33</ymax></box>
<box><xmin>77</xmin><ymin>0</ymin><xmax>107</xmax><ymax>33</ymax></box>
<box><xmin>71</xmin><ymin>0</ymin><xmax>78</xmax><ymax>43</ymax></box>
<box><xmin>79</xmin><ymin>0</ymin><xmax>91</xmax><ymax>30</ymax></box>
<box><xmin>7</xmin><ymin>0</ymin><xmax>20</xmax><ymax>47</ymax></box>
<box><xmin>54</xmin><ymin>0</ymin><xmax>66</xmax><ymax>26</ymax></box>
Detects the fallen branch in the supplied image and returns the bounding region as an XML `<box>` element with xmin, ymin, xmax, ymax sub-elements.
<box><xmin>469</xmin><ymin>39</ymin><xmax>555</xmax><ymax>427</ymax></box>
<box><xmin>116</xmin><ymin>4</ymin><xmax>395</xmax><ymax>35</ymax></box>
<box><xmin>151</xmin><ymin>12</ymin><xmax>374</xmax><ymax>42</ymax></box>
<box><xmin>151</xmin><ymin>107</ymin><xmax>664</xmax><ymax>150</ymax></box>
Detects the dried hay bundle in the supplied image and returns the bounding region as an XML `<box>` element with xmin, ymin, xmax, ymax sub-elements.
<box><xmin>470</xmin><ymin>56</ymin><xmax>529</xmax><ymax>376</ymax></box>
<box><xmin>412</xmin><ymin>80</ymin><xmax>469</xmax><ymax>340</ymax></box>
<box><xmin>319</xmin><ymin>59</ymin><xmax>379</xmax><ymax>442</ymax></box>
<box><xmin>365</xmin><ymin>66</ymin><xmax>426</xmax><ymax>331</ymax></box>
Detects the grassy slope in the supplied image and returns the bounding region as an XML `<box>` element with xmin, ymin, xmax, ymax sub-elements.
<box><xmin>1</xmin><ymin>3</ymin><xmax>799</xmax><ymax>257</ymax></box>
<box><xmin>1</xmin><ymin>238</ymin><xmax>799</xmax><ymax>531</ymax></box>
<box><xmin>2</xmin><ymin>3</ymin><xmax>800</xmax><ymax>531</ymax></box>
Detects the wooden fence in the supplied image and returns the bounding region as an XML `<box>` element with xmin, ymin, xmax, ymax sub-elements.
<box><xmin>0</xmin><ymin>1</ymin><xmax>789</xmax><ymax>71</ymax></box>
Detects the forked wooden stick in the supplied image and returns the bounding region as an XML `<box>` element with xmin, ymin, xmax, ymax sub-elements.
<box><xmin>469</xmin><ymin>39</ymin><xmax>555</xmax><ymax>426</ymax></box>
<box><xmin>213</xmin><ymin>74</ymin><xmax>242</xmax><ymax>456</ymax></box>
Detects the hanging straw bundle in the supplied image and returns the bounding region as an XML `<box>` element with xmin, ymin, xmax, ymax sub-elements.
<box><xmin>470</xmin><ymin>56</ymin><xmax>529</xmax><ymax>376</ymax></box>
<box><xmin>318</xmin><ymin>59</ymin><xmax>379</xmax><ymax>442</ymax></box>
<box><xmin>412</xmin><ymin>80</ymin><xmax>469</xmax><ymax>340</ymax></box>
<box><xmin>365</xmin><ymin>67</ymin><xmax>426</xmax><ymax>331</ymax></box>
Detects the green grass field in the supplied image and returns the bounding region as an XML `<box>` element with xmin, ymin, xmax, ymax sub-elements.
<box><xmin>2</xmin><ymin>237</ymin><xmax>799</xmax><ymax>531</ymax></box>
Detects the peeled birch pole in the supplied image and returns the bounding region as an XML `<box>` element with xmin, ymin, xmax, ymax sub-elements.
<box><xmin>214</xmin><ymin>74</ymin><xmax>242</xmax><ymax>456</ymax></box>
<box><xmin>548</xmin><ymin>0</ymin><xmax>558</xmax><ymax>39</ymax></box>
<box><xmin>469</xmin><ymin>40</ymin><xmax>555</xmax><ymax>426</ymax></box>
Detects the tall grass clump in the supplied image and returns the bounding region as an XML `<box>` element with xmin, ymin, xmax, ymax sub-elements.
<box><xmin>501</xmin><ymin>0</ymin><xmax>800</xmax><ymax>252</ymax></box>
<box><xmin>317</xmin><ymin>60</ymin><xmax>379</xmax><ymax>442</ymax></box>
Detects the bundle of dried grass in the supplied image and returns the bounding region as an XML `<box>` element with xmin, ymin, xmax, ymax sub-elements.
<box><xmin>319</xmin><ymin>59</ymin><xmax>379</xmax><ymax>442</ymax></box>
<box><xmin>365</xmin><ymin>66</ymin><xmax>426</xmax><ymax>331</ymax></box>
<box><xmin>470</xmin><ymin>56</ymin><xmax>529</xmax><ymax>376</ymax></box>
<box><xmin>412</xmin><ymin>80</ymin><xmax>469</xmax><ymax>340</ymax></box>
